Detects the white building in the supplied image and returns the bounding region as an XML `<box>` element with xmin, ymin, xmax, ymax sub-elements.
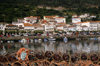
<box><xmin>12</xmin><ymin>22</ymin><xmax>24</xmax><ymax>27</ymax></box>
<box><xmin>43</xmin><ymin>16</ymin><xmax>57</xmax><ymax>22</ymax></box>
<box><xmin>24</xmin><ymin>23</ymin><xmax>34</xmax><ymax>31</ymax></box>
<box><xmin>24</xmin><ymin>16</ymin><xmax>39</xmax><ymax>24</ymax></box>
<box><xmin>33</xmin><ymin>24</ymin><xmax>44</xmax><ymax>31</ymax></box>
<box><xmin>56</xmin><ymin>25</ymin><xmax>64</xmax><ymax>31</ymax></box>
<box><xmin>68</xmin><ymin>25</ymin><xmax>76</xmax><ymax>31</ymax></box>
<box><xmin>72</xmin><ymin>17</ymin><xmax>81</xmax><ymax>23</ymax></box>
<box><xmin>0</xmin><ymin>23</ymin><xmax>6</xmax><ymax>31</ymax></box>
<box><xmin>44</xmin><ymin>23</ymin><xmax>55</xmax><ymax>32</ymax></box>
<box><xmin>44</xmin><ymin>16</ymin><xmax>66</xmax><ymax>23</ymax></box>
<box><xmin>55</xmin><ymin>17</ymin><xmax>66</xmax><ymax>23</ymax></box>
<box><xmin>82</xmin><ymin>26</ymin><xmax>89</xmax><ymax>31</ymax></box>
<box><xmin>74</xmin><ymin>21</ymin><xmax>100</xmax><ymax>31</ymax></box>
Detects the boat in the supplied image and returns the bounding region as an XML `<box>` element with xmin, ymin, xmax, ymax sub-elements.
<box><xmin>11</xmin><ymin>41</ymin><xmax>14</xmax><ymax>43</ymax></box>
<box><xmin>34</xmin><ymin>39</ymin><xmax>38</xmax><ymax>43</ymax></box>
<box><xmin>63</xmin><ymin>37</ymin><xmax>68</xmax><ymax>43</ymax></box>
<box><xmin>20</xmin><ymin>38</ymin><xmax>27</xmax><ymax>43</ymax></box>
<box><xmin>44</xmin><ymin>38</ymin><xmax>48</xmax><ymax>42</ymax></box>
<box><xmin>30</xmin><ymin>39</ymin><xmax>33</xmax><ymax>43</ymax></box>
<box><xmin>38</xmin><ymin>39</ymin><xmax>42</xmax><ymax>43</ymax></box>
<box><xmin>7</xmin><ymin>41</ymin><xmax>10</xmax><ymax>43</ymax></box>
<box><xmin>48</xmin><ymin>37</ymin><xmax>56</xmax><ymax>41</ymax></box>
<box><xmin>90</xmin><ymin>38</ymin><xmax>98</xmax><ymax>40</ymax></box>
<box><xmin>0</xmin><ymin>40</ymin><xmax>3</xmax><ymax>43</ymax></box>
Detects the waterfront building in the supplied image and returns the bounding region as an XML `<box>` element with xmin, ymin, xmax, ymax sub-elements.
<box><xmin>0</xmin><ymin>23</ymin><xmax>6</xmax><ymax>31</ymax></box>
<box><xmin>67</xmin><ymin>25</ymin><xmax>76</xmax><ymax>31</ymax></box>
<box><xmin>55</xmin><ymin>17</ymin><xmax>66</xmax><ymax>23</ymax></box>
<box><xmin>24</xmin><ymin>23</ymin><xmax>34</xmax><ymax>31</ymax></box>
<box><xmin>44</xmin><ymin>16</ymin><xmax>66</xmax><ymax>23</ymax></box>
<box><xmin>72</xmin><ymin>16</ymin><xmax>81</xmax><ymax>23</ymax></box>
<box><xmin>5</xmin><ymin>24</ymin><xmax>19</xmax><ymax>32</ymax></box>
<box><xmin>43</xmin><ymin>16</ymin><xmax>57</xmax><ymax>22</ymax></box>
<box><xmin>56</xmin><ymin>25</ymin><xmax>64</xmax><ymax>31</ymax></box>
<box><xmin>44</xmin><ymin>23</ymin><xmax>55</xmax><ymax>32</ymax></box>
<box><xmin>12</xmin><ymin>22</ymin><xmax>24</xmax><ymax>27</ymax></box>
<box><xmin>74</xmin><ymin>21</ymin><xmax>100</xmax><ymax>31</ymax></box>
<box><xmin>33</xmin><ymin>23</ymin><xmax>44</xmax><ymax>31</ymax></box>
<box><xmin>24</xmin><ymin>16</ymin><xmax>39</xmax><ymax>24</ymax></box>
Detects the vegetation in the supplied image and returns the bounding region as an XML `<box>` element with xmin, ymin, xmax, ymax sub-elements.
<box><xmin>0</xmin><ymin>0</ymin><xmax>100</xmax><ymax>23</ymax></box>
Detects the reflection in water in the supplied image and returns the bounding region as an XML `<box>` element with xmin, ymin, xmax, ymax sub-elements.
<box><xmin>0</xmin><ymin>40</ymin><xmax>100</xmax><ymax>55</ymax></box>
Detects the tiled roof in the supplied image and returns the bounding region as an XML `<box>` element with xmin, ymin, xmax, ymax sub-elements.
<box><xmin>74</xmin><ymin>21</ymin><xmax>100</xmax><ymax>24</ymax></box>
<box><xmin>55</xmin><ymin>17</ymin><xmax>65</xmax><ymax>18</ymax></box>
<box><xmin>33</xmin><ymin>23</ymin><xmax>43</xmax><ymax>27</ymax></box>
<box><xmin>24</xmin><ymin>23</ymin><xmax>33</xmax><ymax>26</ymax></box>
<box><xmin>68</xmin><ymin>25</ymin><xmax>76</xmax><ymax>28</ymax></box>
<box><xmin>74</xmin><ymin>22</ymin><xmax>89</xmax><ymax>24</ymax></box>
<box><xmin>56</xmin><ymin>25</ymin><xmax>63</xmax><ymax>27</ymax></box>
<box><xmin>42</xmin><ymin>20</ymin><xmax>47</xmax><ymax>23</ymax></box>
<box><xmin>44</xmin><ymin>16</ymin><xmax>57</xmax><ymax>18</ymax></box>
<box><xmin>6</xmin><ymin>24</ymin><xmax>18</xmax><ymax>27</ymax></box>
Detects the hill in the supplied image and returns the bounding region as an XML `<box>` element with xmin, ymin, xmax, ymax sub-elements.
<box><xmin>0</xmin><ymin>0</ymin><xmax>100</xmax><ymax>23</ymax></box>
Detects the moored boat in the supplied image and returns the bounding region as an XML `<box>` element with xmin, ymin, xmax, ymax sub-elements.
<box><xmin>48</xmin><ymin>37</ymin><xmax>56</xmax><ymax>41</ymax></box>
<box><xmin>63</xmin><ymin>37</ymin><xmax>68</xmax><ymax>43</ymax></box>
<box><xmin>44</xmin><ymin>38</ymin><xmax>48</xmax><ymax>42</ymax></box>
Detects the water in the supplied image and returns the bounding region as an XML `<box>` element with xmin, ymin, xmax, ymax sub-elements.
<box><xmin>0</xmin><ymin>40</ymin><xmax>100</xmax><ymax>55</ymax></box>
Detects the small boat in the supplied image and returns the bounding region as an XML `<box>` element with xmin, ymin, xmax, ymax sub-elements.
<box><xmin>30</xmin><ymin>39</ymin><xmax>33</xmax><ymax>43</ymax></box>
<box><xmin>38</xmin><ymin>39</ymin><xmax>42</xmax><ymax>43</ymax></box>
<box><xmin>48</xmin><ymin>37</ymin><xmax>56</xmax><ymax>41</ymax></box>
<box><xmin>20</xmin><ymin>38</ymin><xmax>27</xmax><ymax>43</ymax></box>
<box><xmin>63</xmin><ymin>37</ymin><xmax>68</xmax><ymax>43</ymax></box>
<box><xmin>34</xmin><ymin>39</ymin><xmax>38</xmax><ymax>43</ymax></box>
<box><xmin>11</xmin><ymin>41</ymin><xmax>14</xmax><ymax>43</ymax></box>
<box><xmin>7</xmin><ymin>41</ymin><xmax>10</xmax><ymax>43</ymax></box>
<box><xmin>0</xmin><ymin>40</ymin><xmax>3</xmax><ymax>43</ymax></box>
<box><xmin>44</xmin><ymin>38</ymin><xmax>48</xmax><ymax>42</ymax></box>
<box><xmin>90</xmin><ymin>38</ymin><xmax>98</xmax><ymax>40</ymax></box>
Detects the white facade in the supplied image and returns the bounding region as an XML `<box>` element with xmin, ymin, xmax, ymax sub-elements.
<box><xmin>24</xmin><ymin>23</ymin><xmax>34</xmax><ymax>30</ymax></box>
<box><xmin>68</xmin><ymin>26</ymin><xmax>76</xmax><ymax>31</ymax></box>
<box><xmin>45</xmin><ymin>24</ymin><xmax>55</xmax><ymax>32</ymax></box>
<box><xmin>12</xmin><ymin>22</ymin><xmax>24</xmax><ymax>27</ymax></box>
<box><xmin>24</xmin><ymin>26</ymin><xmax>34</xmax><ymax>30</ymax></box>
<box><xmin>56</xmin><ymin>26</ymin><xmax>64</xmax><ymax>31</ymax></box>
<box><xmin>82</xmin><ymin>26</ymin><xmax>89</xmax><ymax>31</ymax></box>
<box><xmin>24</xmin><ymin>16</ymin><xmax>38</xmax><ymax>24</ymax></box>
<box><xmin>76</xmin><ymin>25</ymin><xmax>82</xmax><ymax>31</ymax></box>
<box><xmin>72</xmin><ymin>17</ymin><xmax>81</xmax><ymax>23</ymax></box>
<box><xmin>75</xmin><ymin>21</ymin><xmax>100</xmax><ymax>31</ymax></box>
<box><xmin>0</xmin><ymin>24</ymin><xmax>6</xmax><ymax>31</ymax></box>
<box><xmin>55</xmin><ymin>17</ymin><xmax>66</xmax><ymax>23</ymax></box>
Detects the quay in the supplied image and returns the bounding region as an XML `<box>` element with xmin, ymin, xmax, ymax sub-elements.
<box><xmin>0</xmin><ymin>35</ymin><xmax>100</xmax><ymax>41</ymax></box>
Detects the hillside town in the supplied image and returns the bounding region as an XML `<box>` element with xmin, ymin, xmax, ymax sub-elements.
<box><xmin>0</xmin><ymin>14</ymin><xmax>100</xmax><ymax>37</ymax></box>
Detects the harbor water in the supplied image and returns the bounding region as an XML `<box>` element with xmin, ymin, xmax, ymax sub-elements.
<box><xmin>0</xmin><ymin>40</ymin><xmax>100</xmax><ymax>55</ymax></box>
